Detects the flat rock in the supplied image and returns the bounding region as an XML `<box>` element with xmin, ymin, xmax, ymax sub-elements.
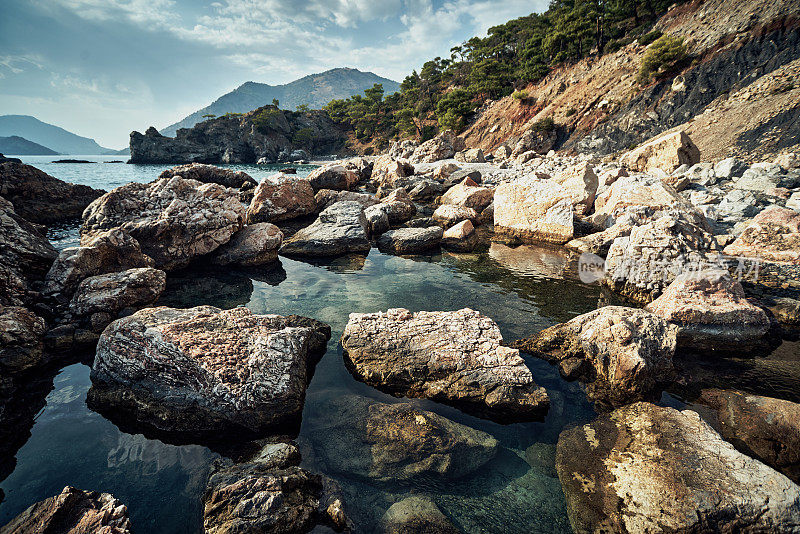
<box><xmin>493</xmin><ymin>176</ymin><xmax>574</xmax><ymax>244</ymax></box>
<box><xmin>511</xmin><ymin>306</ymin><xmax>676</xmax><ymax>409</ymax></box>
<box><xmin>556</xmin><ymin>402</ymin><xmax>800</xmax><ymax>533</ymax></box>
<box><xmin>246</xmin><ymin>173</ymin><xmax>317</xmax><ymax>223</ymax></box>
<box><xmin>209</xmin><ymin>222</ymin><xmax>283</xmax><ymax>267</ymax></box>
<box><xmin>279</xmin><ymin>201</ymin><xmax>370</xmax><ymax>257</ymax></box>
<box><xmin>377</xmin><ymin>227</ymin><xmax>443</xmax><ymax>254</ymax></box>
<box><xmin>88</xmin><ymin>306</ymin><xmax>331</xmax><ymax>443</ymax></box>
<box><xmin>341</xmin><ymin>308</ymin><xmax>549</xmax><ymax>421</ymax></box>
<box><xmin>159</xmin><ymin>163</ymin><xmax>256</xmax><ymax>189</ymax></box>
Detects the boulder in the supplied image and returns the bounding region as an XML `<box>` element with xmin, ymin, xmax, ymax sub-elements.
<box><xmin>593</xmin><ymin>174</ymin><xmax>690</xmax><ymax>222</ymax></box>
<box><xmin>432</xmin><ymin>204</ymin><xmax>478</xmax><ymax>226</ymax></box>
<box><xmin>341</xmin><ymin>308</ymin><xmax>549</xmax><ymax>421</ymax></box>
<box><xmin>314</xmin><ymin>189</ymin><xmax>378</xmax><ymax>211</ymax></box>
<box><xmin>81</xmin><ymin>176</ymin><xmax>245</xmax><ymax>271</ymax></box>
<box><xmin>511</xmin><ymin>307</ymin><xmax>676</xmax><ymax>409</ymax></box>
<box><xmin>645</xmin><ymin>270</ymin><xmax>770</xmax><ymax>351</ymax></box>
<box><xmin>410</xmin><ymin>130</ymin><xmax>464</xmax><ymax>163</ymax></box>
<box><xmin>493</xmin><ymin>145</ymin><xmax>512</xmax><ymax>160</ymax></box>
<box><xmin>717</xmin><ymin>189</ymin><xmax>760</xmax><ymax>220</ymax></box>
<box><xmin>553</xmin><ymin>162</ymin><xmax>598</xmax><ymax>216</ymax></box>
<box><xmin>455</xmin><ymin>148</ymin><xmax>485</xmax><ymax>163</ymax></box>
<box><xmin>714</xmin><ymin>157</ymin><xmax>748</xmax><ymax>179</ymax></box>
<box><xmin>246</xmin><ymin>173</ymin><xmax>317</xmax><ymax>223</ymax></box>
<box><xmin>733</xmin><ymin>167</ymin><xmax>781</xmax><ymax>192</ymax></box>
<box><xmin>512</xmin><ymin>128</ymin><xmax>557</xmax><ymax>157</ymax></box>
<box><xmin>380</xmin><ymin>188</ymin><xmax>417</xmax><ymax>225</ymax></box>
<box><xmin>0</xmin><ymin>305</ymin><xmax>46</xmax><ymax>374</ymax></box>
<box><xmin>433</xmin><ymin>162</ymin><xmax>461</xmax><ymax>181</ymax></box>
<box><xmin>307</xmin><ymin>395</ymin><xmax>498</xmax><ymax>482</ymax></box>
<box><xmin>364</xmin><ymin>204</ymin><xmax>390</xmax><ymax>236</ymax></box>
<box><xmin>439</xmin><ymin>178</ymin><xmax>493</xmax><ymax>211</ymax></box>
<box><xmin>88</xmin><ymin>306</ymin><xmax>331</xmax><ymax>443</ymax></box>
<box><xmin>0</xmin><ymin>161</ymin><xmax>104</xmax><ymax>223</ymax></box>
<box><xmin>377</xmin><ymin>227</ymin><xmax>443</xmax><ymax>254</ymax></box>
<box><xmin>209</xmin><ymin>223</ymin><xmax>283</xmax><ymax>267</ymax></box>
<box><xmin>493</xmin><ymin>177</ymin><xmax>574</xmax><ymax>244</ymax></box>
<box><xmin>443</xmin><ymin>169</ymin><xmax>482</xmax><ymax>189</ymax></box>
<box><xmin>306</xmin><ymin>164</ymin><xmax>358</xmax><ymax>192</ymax></box>
<box><xmin>408</xmin><ymin>179</ymin><xmax>443</xmax><ymax>201</ymax></box>
<box><xmin>389</xmin><ymin>139</ymin><xmax>418</xmax><ymax>160</ymax></box>
<box><xmin>0</xmin><ymin>486</ymin><xmax>132</xmax><ymax>533</ymax></box>
<box><xmin>70</xmin><ymin>267</ymin><xmax>166</xmax><ymax>321</ymax></box>
<box><xmin>701</xmin><ymin>389</ymin><xmax>800</xmax><ymax>483</ymax></box>
<box><xmin>372</xmin><ymin>156</ymin><xmax>414</xmax><ymax>188</ymax></box>
<box><xmin>279</xmin><ymin>201</ymin><xmax>370</xmax><ymax>257</ymax></box>
<box><xmin>158</xmin><ymin>163</ymin><xmax>256</xmax><ymax>189</ymax></box>
<box><xmin>381</xmin><ymin>496</ymin><xmax>460</xmax><ymax>534</ymax></box>
<box><xmin>342</xmin><ymin>156</ymin><xmax>374</xmax><ymax>181</ymax></box>
<box><xmin>441</xmin><ymin>220</ymin><xmax>478</xmax><ymax>252</ymax></box>
<box><xmin>619</xmin><ymin>130</ymin><xmax>701</xmax><ymax>173</ymax></box>
<box><xmin>723</xmin><ymin>205</ymin><xmax>800</xmax><ymax>264</ymax></box>
<box><xmin>556</xmin><ymin>402</ymin><xmax>800</xmax><ymax>533</ymax></box>
<box><xmin>775</xmin><ymin>152</ymin><xmax>800</xmax><ymax>170</ymax></box>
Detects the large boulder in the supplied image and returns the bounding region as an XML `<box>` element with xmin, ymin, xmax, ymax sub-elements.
<box><xmin>439</xmin><ymin>178</ymin><xmax>493</xmax><ymax>212</ymax></box>
<box><xmin>493</xmin><ymin>177</ymin><xmax>574</xmax><ymax>244</ymax></box>
<box><xmin>619</xmin><ymin>130</ymin><xmax>701</xmax><ymax>173</ymax></box>
<box><xmin>511</xmin><ymin>128</ymin><xmax>557</xmax><ymax>157</ymax></box>
<box><xmin>442</xmin><ymin>220</ymin><xmax>478</xmax><ymax>252</ymax></box>
<box><xmin>645</xmin><ymin>270</ymin><xmax>770</xmax><ymax>351</ymax></box>
<box><xmin>279</xmin><ymin>201</ymin><xmax>370</xmax><ymax>257</ymax></box>
<box><xmin>593</xmin><ymin>174</ymin><xmax>690</xmax><ymax>223</ymax></box>
<box><xmin>158</xmin><ymin>163</ymin><xmax>256</xmax><ymax>189</ymax></box>
<box><xmin>306</xmin><ymin>164</ymin><xmax>358</xmax><ymax>192</ymax></box>
<box><xmin>410</xmin><ymin>130</ymin><xmax>464</xmax><ymax>163</ymax></box>
<box><xmin>371</xmin><ymin>156</ymin><xmax>414</xmax><ymax>188</ymax></box>
<box><xmin>511</xmin><ymin>306</ymin><xmax>676</xmax><ymax>409</ymax></box>
<box><xmin>701</xmin><ymin>389</ymin><xmax>800</xmax><ymax>483</ymax></box>
<box><xmin>381</xmin><ymin>496</ymin><xmax>460</xmax><ymax>534</ymax></box>
<box><xmin>314</xmin><ymin>189</ymin><xmax>379</xmax><ymax>211</ymax></box>
<box><xmin>246</xmin><ymin>173</ymin><xmax>317</xmax><ymax>224</ymax></box>
<box><xmin>455</xmin><ymin>148</ymin><xmax>485</xmax><ymax>163</ymax></box>
<box><xmin>341</xmin><ymin>308</ymin><xmax>549</xmax><ymax>421</ymax></box>
<box><xmin>0</xmin><ymin>486</ymin><xmax>132</xmax><ymax>533</ymax></box>
<box><xmin>81</xmin><ymin>176</ymin><xmax>246</xmax><ymax>271</ymax></box>
<box><xmin>377</xmin><ymin>227</ymin><xmax>443</xmax><ymax>254</ymax></box>
<box><xmin>0</xmin><ymin>305</ymin><xmax>46</xmax><ymax>374</ymax></box>
<box><xmin>87</xmin><ymin>306</ymin><xmax>331</xmax><ymax>443</ymax></box>
<box><xmin>556</xmin><ymin>402</ymin><xmax>800</xmax><ymax>533</ymax></box>
<box><xmin>306</xmin><ymin>395</ymin><xmax>498</xmax><ymax>482</ymax></box>
<box><xmin>0</xmin><ymin>161</ymin><xmax>104</xmax><ymax>223</ymax></box>
<box><xmin>209</xmin><ymin>223</ymin><xmax>283</xmax><ymax>267</ymax></box>
<box><xmin>380</xmin><ymin>188</ymin><xmax>417</xmax><ymax>225</ymax></box>
<box><xmin>69</xmin><ymin>267</ymin><xmax>166</xmax><ymax>320</ymax></box>
<box><xmin>553</xmin><ymin>162</ymin><xmax>598</xmax><ymax>216</ymax></box>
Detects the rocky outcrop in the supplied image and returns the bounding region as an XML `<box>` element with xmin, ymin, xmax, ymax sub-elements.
<box><xmin>306</xmin><ymin>395</ymin><xmax>498</xmax><ymax>482</ymax></box>
<box><xmin>493</xmin><ymin>176</ymin><xmax>574</xmax><ymax>244</ymax></box>
<box><xmin>246</xmin><ymin>173</ymin><xmax>317</xmax><ymax>224</ymax></box>
<box><xmin>701</xmin><ymin>389</ymin><xmax>800</xmax><ymax>483</ymax></box>
<box><xmin>0</xmin><ymin>486</ymin><xmax>132</xmax><ymax>533</ymax></box>
<box><xmin>511</xmin><ymin>307</ymin><xmax>676</xmax><ymax>409</ymax></box>
<box><xmin>158</xmin><ymin>163</ymin><xmax>257</xmax><ymax>189</ymax></box>
<box><xmin>0</xmin><ymin>161</ymin><xmax>105</xmax><ymax>223</ymax></box>
<box><xmin>376</xmin><ymin>227</ymin><xmax>443</xmax><ymax>254</ymax></box>
<box><xmin>381</xmin><ymin>496</ymin><xmax>460</xmax><ymax>534</ymax></box>
<box><xmin>619</xmin><ymin>131</ymin><xmax>701</xmax><ymax>173</ymax></box>
<box><xmin>341</xmin><ymin>308</ymin><xmax>549</xmax><ymax>421</ymax></box>
<box><xmin>209</xmin><ymin>223</ymin><xmax>283</xmax><ymax>267</ymax></box>
<box><xmin>81</xmin><ymin>176</ymin><xmax>245</xmax><ymax>271</ymax></box>
<box><xmin>279</xmin><ymin>201</ymin><xmax>370</xmax><ymax>257</ymax></box>
<box><xmin>0</xmin><ymin>306</ymin><xmax>46</xmax><ymax>374</ymax></box>
<box><xmin>556</xmin><ymin>402</ymin><xmax>800</xmax><ymax>533</ymax></box>
<box><xmin>306</xmin><ymin>164</ymin><xmax>358</xmax><ymax>192</ymax></box>
<box><xmin>645</xmin><ymin>270</ymin><xmax>770</xmax><ymax>351</ymax></box>
<box><xmin>87</xmin><ymin>306</ymin><xmax>331</xmax><ymax>444</ymax></box>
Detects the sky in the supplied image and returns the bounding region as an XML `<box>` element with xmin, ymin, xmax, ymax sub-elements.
<box><xmin>0</xmin><ymin>0</ymin><xmax>547</xmax><ymax>149</ymax></box>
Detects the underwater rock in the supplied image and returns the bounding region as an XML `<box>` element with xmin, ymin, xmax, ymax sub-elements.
<box><xmin>279</xmin><ymin>201</ymin><xmax>370</xmax><ymax>257</ymax></box>
<box><xmin>380</xmin><ymin>496</ymin><xmax>460</xmax><ymax>534</ymax></box>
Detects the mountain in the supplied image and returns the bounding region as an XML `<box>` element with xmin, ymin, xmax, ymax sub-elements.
<box><xmin>0</xmin><ymin>115</ymin><xmax>115</xmax><ymax>154</ymax></box>
<box><xmin>0</xmin><ymin>135</ymin><xmax>59</xmax><ymax>155</ymax></box>
<box><xmin>161</xmin><ymin>67</ymin><xmax>400</xmax><ymax>137</ymax></box>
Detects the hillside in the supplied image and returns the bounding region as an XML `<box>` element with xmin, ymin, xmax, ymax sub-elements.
<box><xmin>0</xmin><ymin>136</ymin><xmax>58</xmax><ymax>155</ymax></box>
<box><xmin>161</xmin><ymin>68</ymin><xmax>401</xmax><ymax>137</ymax></box>
<box><xmin>0</xmin><ymin>115</ymin><xmax>115</xmax><ymax>155</ymax></box>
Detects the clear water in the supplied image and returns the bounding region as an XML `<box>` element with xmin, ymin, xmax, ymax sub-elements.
<box><xmin>0</xmin><ymin>157</ymin><xmax>797</xmax><ymax>533</ymax></box>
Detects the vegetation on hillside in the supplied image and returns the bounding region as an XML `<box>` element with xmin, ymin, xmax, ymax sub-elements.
<box><xmin>324</xmin><ymin>0</ymin><xmax>685</xmax><ymax>146</ymax></box>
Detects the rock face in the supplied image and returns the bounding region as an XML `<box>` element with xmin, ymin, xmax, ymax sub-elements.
<box><xmin>0</xmin><ymin>305</ymin><xmax>46</xmax><ymax>374</ymax></box>
<box><xmin>619</xmin><ymin>131</ymin><xmax>701</xmax><ymax>173</ymax></box>
<box><xmin>440</xmin><ymin>179</ymin><xmax>493</xmax><ymax>212</ymax></box>
<box><xmin>0</xmin><ymin>486</ymin><xmax>132</xmax><ymax>534</ymax></box>
<box><xmin>279</xmin><ymin>201</ymin><xmax>370</xmax><ymax>257</ymax></box>
<box><xmin>69</xmin><ymin>267</ymin><xmax>166</xmax><ymax>318</ymax></box>
<box><xmin>511</xmin><ymin>307</ymin><xmax>676</xmax><ymax>409</ymax></box>
<box><xmin>377</xmin><ymin>227</ymin><xmax>443</xmax><ymax>254</ymax></box>
<box><xmin>701</xmin><ymin>389</ymin><xmax>800</xmax><ymax>483</ymax></box>
<box><xmin>381</xmin><ymin>496</ymin><xmax>460</xmax><ymax>534</ymax></box>
<box><xmin>645</xmin><ymin>270</ymin><xmax>770</xmax><ymax>351</ymax></box>
<box><xmin>0</xmin><ymin>161</ymin><xmax>104</xmax><ymax>223</ymax></box>
<box><xmin>493</xmin><ymin>177</ymin><xmax>574</xmax><ymax>244</ymax></box>
<box><xmin>556</xmin><ymin>402</ymin><xmax>800</xmax><ymax>533</ymax></box>
<box><xmin>307</xmin><ymin>395</ymin><xmax>498</xmax><ymax>482</ymax></box>
<box><xmin>158</xmin><ymin>163</ymin><xmax>257</xmax><ymax>189</ymax></box>
<box><xmin>88</xmin><ymin>306</ymin><xmax>331</xmax><ymax>443</ymax></box>
<box><xmin>246</xmin><ymin>173</ymin><xmax>317</xmax><ymax>224</ymax></box>
<box><xmin>209</xmin><ymin>223</ymin><xmax>283</xmax><ymax>267</ymax></box>
<box><xmin>306</xmin><ymin>164</ymin><xmax>358</xmax><ymax>192</ymax></box>
<box><xmin>341</xmin><ymin>308</ymin><xmax>549</xmax><ymax>421</ymax></box>
<box><xmin>82</xmin><ymin>176</ymin><xmax>246</xmax><ymax>271</ymax></box>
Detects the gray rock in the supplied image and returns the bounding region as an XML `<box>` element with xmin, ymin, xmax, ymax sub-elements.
<box><xmin>306</xmin><ymin>164</ymin><xmax>358</xmax><ymax>192</ymax></box>
<box><xmin>380</xmin><ymin>188</ymin><xmax>417</xmax><ymax>225</ymax></box>
<box><xmin>381</xmin><ymin>496</ymin><xmax>460</xmax><ymax>534</ymax></box>
<box><xmin>377</xmin><ymin>227</ymin><xmax>442</xmax><ymax>254</ymax></box>
<box><xmin>0</xmin><ymin>305</ymin><xmax>46</xmax><ymax>374</ymax></box>
<box><xmin>713</xmin><ymin>157</ymin><xmax>748</xmax><ymax>179</ymax></box>
<box><xmin>280</xmin><ymin>201</ymin><xmax>370</xmax><ymax>257</ymax></box>
<box><xmin>734</xmin><ymin>168</ymin><xmax>781</xmax><ymax>191</ymax></box>
<box><xmin>158</xmin><ymin>163</ymin><xmax>257</xmax><ymax>189</ymax></box>
<box><xmin>314</xmin><ymin>189</ymin><xmax>378</xmax><ymax>211</ymax></box>
<box><xmin>364</xmin><ymin>204</ymin><xmax>390</xmax><ymax>236</ymax></box>
<box><xmin>209</xmin><ymin>223</ymin><xmax>282</xmax><ymax>267</ymax></box>
<box><xmin>717</xmin><ymin>189</ymin><xmax>761</xmax><ymax>219</ymax></box>
<box><xmin>70</xmin><ymin>267</ymin><xmax>166</xmax><ymax>320</ymax></box>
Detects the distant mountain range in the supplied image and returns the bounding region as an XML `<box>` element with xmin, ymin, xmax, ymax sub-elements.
<box><xmin>0</xmin><ymin>115</ymin><xmax>120</xmax><ymax>155</ymax></box>
<box><xmin>160</xmin><ymin>67</ymin><xmax>400</xmax><ymax>137</ymax></box>
<box><xmin>0</xmin><ymin>135</ymin><xmax>59</xmax><ymax>155</ymax></box>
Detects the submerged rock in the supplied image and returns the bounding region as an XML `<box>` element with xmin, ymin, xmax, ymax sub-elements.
<box><xmin>279</xmin><ymin>201</ymin><xmax>370</xmax><ymax>257</ymax></box>
<box><xmin>377</xmin><ymin>227</ymin><xmax>443</xmax><ymax>254</ymax></box>
<box><xmin>511</xmin><ymin>306</ymin><xmax>676</xmax><ymax>409</ymax></box>
<box><xmin>246</xmin><ymin>173</ymin><xmax>317</xmax><ymax>223</ymax></box>
<box><xmin>341</xmin><ymin>308</ymin><xmax>549</xmax><ymax>421</ymax></box>
<box><xmin>556</xmin><ymin>402</ymin><xmax>800</xmax><ymax>533</ymax></box>
<box><xmin>88</xmin><ymin>306</ymin><xmax>331</xmax><ymax>443</ymax></box>
<box><xmin>381</xmin><ymin>496</ymin><xmax>460</xmax><ymax>534</ymax></box>
<box><xmin>209</xmin><ymin>222</ymin><xmax>283</xmax><ymax>267</ymax></box>
<box><xmin>493</xmin><ymin>177</ymin><xmax>573</xmax><ymax>244</ymax></box>
<box><xmin>0</xmin><ymin>486</ymin><xmax>132</xmax><ymax>533</ymax></box>
<box><xmin>158</xmin><ymin>163</ymin><xmax>257</xmax><ymax>189</ymax></box>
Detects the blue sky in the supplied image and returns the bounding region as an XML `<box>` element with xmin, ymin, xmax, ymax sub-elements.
<box><xmin>0</xmin><ymin>0</ymin><xmax>546</xmax><ymax>148</ymax></box>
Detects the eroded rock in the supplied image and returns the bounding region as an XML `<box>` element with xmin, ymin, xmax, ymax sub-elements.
<box><xmin>279</xmin><ymin>201</ymin><xmax>370</xmax><ymax>257</ymax></box>
<box><xmin>246</xmin><ymin>173</ymin><xmax>317</xmax><ymax>224</ymax></box>
<box><xmin>377</xmin><ymin>227</ymin><xmax>443</xmax><ymax>254</ymax></box>
<box><xmin>159</xmin><ymin>163</ymin><xmax>257</xmax><ymax>189</ymax></box>
<box><xmin>493</xmin><ymin>177</ymin><xmax>573</xmax><ymax>244</ymax></box>
<box><xmin>209</xmin><ymin>223</ymin><xmax>283</xmax><ymax>267</ymax></box>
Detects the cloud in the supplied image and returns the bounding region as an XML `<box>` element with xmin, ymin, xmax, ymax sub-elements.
<box><xmin>42</xmin><ymin>0</ymin><xmax>178</xmax><ymax>27</ymax></box>
<box><xmin>0</xmin><ymin>54</ymin><xmax>45</xmax><ymax>78</ymax></box>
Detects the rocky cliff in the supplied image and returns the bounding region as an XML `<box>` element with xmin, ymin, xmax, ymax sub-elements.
<box><xmin>130</xmin><ymin>105</ymin><xmax>349</xmax><ymax>164</ymax></box>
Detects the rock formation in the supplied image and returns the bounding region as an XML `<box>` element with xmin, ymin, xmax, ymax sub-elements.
<box><xmin>279</xmin><ymin>201</ymin><xmax>370</xmax><ymax>257</ymax></box>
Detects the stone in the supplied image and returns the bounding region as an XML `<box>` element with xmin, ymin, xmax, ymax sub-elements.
<box><xmin>717</xmin><ymin>188</ymin><xmax>760</xmax><ymax>219</ymax></box>
<box><xmin>341</xmin><ymin>308</ymin><xmax>549</xmax><ymax>421</ymax></box>
<box><xmin>511</xmin><ymin>307</ymin><xmax>676</xmax><ymax>409</ymax></box>
<box><xmin>556</xmin><ymin>402</ymin><xmax>800</xmax><ymax>533</ymax></box>
<box><xmin>372</xmin><ymin>156</ymin><xmax>414</xmax><ymax>188</ymax></box>
<box><xmin>408</xmin><ymin>179</ymin><xmax>443</xmax><ymax>201</ymax></box>
<box><xmin>280</xmin><ymin>201</ymin><xmax>370</xmax><ymax>258</ymax></box>
<box><xmin>734</xmin><ymin>168</ymin><xmax>781</xmax><ymax>191</ymax></box>
<box><xmin>410</xmin><ymin>130</ymin><xmax>463</xmax><ymax>163</ymax></box>
<box><xmin>388</xmin><ymin>139</ymin><xmax>418</xmax><ymax>160</ymax></box>
<box><xmin>0</xmin><ymin>305</ymin><xmax>46</xmax><ymax>374</ymax></box>
<box><xmin>724</xmin><ymin>205</ymin><xmax>800</xmax><ymax>264</ymax></box>
<box><xmin>380</xmin><ymin>188</ymin><xmax>417</xmax><ymax>225</ymax></box>
<box><xmin>381</xmin><ymin>496</ymin><xmax>460</xmax><ymax>534</ymax></box>
<box><xmin>432</xmin><ymin>204</ymin><xmax>478</xmax><ymax>226</ymax></box>
<box><xmin>493</xmin><ymin>145</ymin><xmax>512</xmax><ymax>160</ymax></box>
<box><xmin>645</xmin><ymin>270</ymin><xmax>770</xmax><ymax>351</ymax></box>
<box><xmin>493</xmin><ymin>177</ymin><xmax>574</xmax><ymax>244</ymax></box>
<box><xmin>88</xmin><ymin>306</ymin><xmax>331</xmax><ymax>443</ymax></box>
<box><xmin>158</xmin><ymin>163</ymin><xmax>257</xmax><ymax>189</ymax></box>
<box><xmin>209</xmin><ymin>223</ymin><xmax>282</xmax><ymax>267</ymax></box>
<box><xmin>70</xmin><ymin>267</ymin><xmax>166</xmax><ymax>320</ymax></box>
<box><xmin>701</xmin><ymin>389</ymin><xmax>800</xmax><ymax>483</ymax></box>
<box><xmin>553</xmin><ymin>162</ymin><xmax>599</xmax><ymax>215</ymax></box>
<box><xmin>81</xmin><ymin>176</ymin><xmax>245</xmax><ymax>271</ymax></box>
<box><xmin>0</xmin><ymin>486</ymin><xmax>132</xmax><ymax>533</ymax></box>
<box><xmin>306</xmin><ymin>164</ymin><xmax>358</xmax><ymax>192</ymax></box>
<box><xmin>364</xmin><ymin>204</ymin><xmax>390</xmax><ymax>235</ymax></box>
<box><xmin>246</xmin><ymin>173</ymin><xmax>317</xmax><ymax>223</ymax></box>
<box><xmin>455</xmin><ymin>148</ymin><xmax>485</xmax><ymax>163</ymax></box>
<box><xmin>714</xmin><ymin>157</ymin><xmax>748</xmax><ymax>179</ymax></box>
<box><xmin>775</xmin><ymin>152</ymin><xmax>800</xmax><ymax>170</ymax></box>
<box><xmin>433</xmin><ymin>162</ymin><xmax>461</xmax><ymax>181</ymax></box>
<box><xmin>441</xmin><ymin>220</ymin><xmax>478</xmax><ymax>252</ymax></box>
<box><xmin>787</xmin><ymin>192</ymin><xmax>800</xmax><ymax>211</ymax></box>
<box><xmin>314</xmin><ymin>189</ymin><xmax>378</xmax><ymax>211</ymax></box>
<box><xmin>443</xmin><ymin>169</ymin><xmax>482</xmax><ymax>189</ymax></box>
<box><xmin>342</xmin><ymin>156</ymin><xmax>374</xmax><ymax>181</ymax></box>
<box><xmin>377</xmin><ymin>227</ymin><xmax>443</xmax><ymax>254</ymax></box>
<box><xmin>593</xmin><ymin>174</ymin><xmax>690</xmax><ymax>222</ymax></box>
<box><xmin>307</xmin><ymin>395</ymin><xmax>498</xmax><ymax>482</ymax></box>
<box><xmin>511</xmin><ymin>128</ymin><xmax>557</xmax><ymax>157</ymax></box>
<box><xmin>439</xmin><ymin>179</ymin><xmax>493</xmax><ymax>212</ymax></box>
<box><xmin>0</xmin><ymin>161</ymin><xmax>104</xmax><ymax>223</ymax></box>
<box><xmin>619</xmin><ymin>130</ymin><xmax>701</xmax><ymax>173</ymax></box>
